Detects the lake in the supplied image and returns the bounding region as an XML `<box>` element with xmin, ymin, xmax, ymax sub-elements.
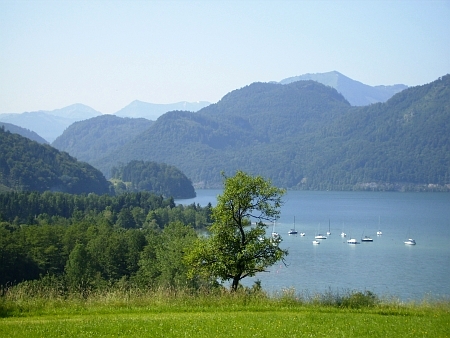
<box><xmin>177</xmin><ymin>190</ymin><xmax>450</xmax><ymax>301</ymax></box>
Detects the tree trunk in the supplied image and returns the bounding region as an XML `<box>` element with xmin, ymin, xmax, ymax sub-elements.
<box><xmin>231</xmin><ymin>275</ymin><xmax>240</xmax><ymax>291</ymax></box>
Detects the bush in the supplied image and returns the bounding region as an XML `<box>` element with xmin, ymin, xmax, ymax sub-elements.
<box><xmin>341</xmin><ymin>290</ymin><xmax>378</xmax><ymax>309</ymax></box>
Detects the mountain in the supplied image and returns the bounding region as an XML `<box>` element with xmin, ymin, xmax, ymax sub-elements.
<box><xmin>114</xmin><ymin>100</ymin><xmax>211</xmax><ymax>120</ymax></box>
<box><xmin>44</xmin><ymin>103</ymin><xmax>102</xmax><ymax>120</ymax></box>
<box><xmin>92</xmin><ymin>80</ymin><xmax>352</xmax><ymax>186</ymax></box>
<box><xmin>279</xmin><ymin>71</ymin><xmax>408</xmax><ymax>106</ymax></box>
<box><xmin>110</xmin><ymin>160</ymin><xmax>196</xmax><ymax>199</ymax></box>
<box><xmin>86</xmin><ymin>75</ymin><xmax>449</xmax><ymax>191</ymax></box>
<box><xmin>52</xmin><ymin>115</ymin><xmax>153</xmax><ymax>164</ymax></box>
<box><xmin>0</xmin><ymin>122</ymin><xmax>48</xmax><ymax>144</ymax></box>
<box><xmin>0</xmin><ymin>104</ymin><xmax>101</xmax><ymax>142</ymax></box>
<box><xmin>0</xmin><ymin>127</ymin><xmax>111</xmax><ymax>194</ymax></box>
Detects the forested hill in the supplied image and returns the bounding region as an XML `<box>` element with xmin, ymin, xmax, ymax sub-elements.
<box><xmin>0</xmin><ymin>127</ymin><xmax>111</xmax><ymax>194</ymax></box>
<box><xmin>0</xmin><ymin>122</ymin><xmax>48</xmax><ymax>144</ymax></box>
<box><xmin>90</xmin><ymin>75</ymin><xmax>449</xmax><ymax>191</ymax></box>
<box><xmin>52</xmin><ymin>115</ymin><xmax>153</xmax><ymax>163</ymax></box>
<box><xmin>92</xmin><ymin>81</ymin><xmax>352</xmax><ymax>185</ymax></box>
<box><xmin>110</xmin><ymin>161</ymin><xmax>196</xmax><ymax>199</ymax></box>
<box><xmin>299</xmin><ymin>75</ymin><xmax>450</xmax><ymax>190</ymax></box>
<box><xmin>279</xmin><ymin>71</ymin><xmax>408</xmax><ymax>106</ymax></box>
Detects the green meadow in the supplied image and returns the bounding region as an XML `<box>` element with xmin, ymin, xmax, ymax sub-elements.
<box><xmin>1</xmin><ymin>287</ymin><xmax>449</xmax><ymax>337</ymax></box>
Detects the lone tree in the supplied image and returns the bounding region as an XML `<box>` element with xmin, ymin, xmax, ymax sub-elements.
<box><xmin>185</xmin><ymin>171</ymin><xmax>288</xmax><ymax>291</ymax></box>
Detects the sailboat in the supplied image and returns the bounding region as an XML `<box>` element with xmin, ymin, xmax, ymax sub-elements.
<box><xmin>377</xmin><ymin>216</ymin><xmax>383</xmax><ymax>235</ymax></box>
<box><xmin>326</xmin><ymin>219</ymin><xmax>331</xmax><ymax>235</ymax></box>
<box><xmin>315</xmin><ymin>223</ymin><xmax>327</xmax><ymax>239</ymax></box>
<box><xmin>288</xmin><ymin>216</ymin><xmax>298</xmax><ymax>235</ymax></box>
<box><xmin>271</xmin><ymin>221</ymin><xmax>280</xmax><ymax>240</ymax></box>
<box><xmin>361</xmin><ymin>225</ymin><xmax>373</xmax><ymax>242</ymax></box>
<box><xmin>340</xmin><ymin>222</ymin><xmax>347</xmax><ymax>237</ymax></box>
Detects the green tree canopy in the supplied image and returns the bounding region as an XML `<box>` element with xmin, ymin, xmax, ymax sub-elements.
<box><xmin>185</xmin><ymin>171</ymin><xmax>288</xmax><ymax>291</ymax></box>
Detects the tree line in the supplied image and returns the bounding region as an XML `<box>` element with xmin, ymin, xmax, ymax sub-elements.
<box><xmin>1</xmin><ymin>171</ymin><xmax>288</xmax><ymax>294</ymax></box>
<box><xmin>0</xmin><ymin>190</ymin><xmax>212</xmax><ymax>289</ymax></box>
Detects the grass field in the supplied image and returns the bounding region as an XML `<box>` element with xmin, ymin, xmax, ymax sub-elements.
<box><xmin>1</xmin><ymin>287</ymin><xmax>449</xmax><ymax>337</ymax></box>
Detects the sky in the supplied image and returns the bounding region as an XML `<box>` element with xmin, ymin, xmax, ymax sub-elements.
<box><xmin>1</xmin><ymin>0</ymin><xmax>449</xmax><ymax>115</ymax></box>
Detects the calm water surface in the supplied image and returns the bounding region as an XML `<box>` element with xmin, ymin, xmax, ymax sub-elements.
<box><xmin>178</xmin><ymin>190</ymin><xmax>450</xmax><ymax>301</ymax></box>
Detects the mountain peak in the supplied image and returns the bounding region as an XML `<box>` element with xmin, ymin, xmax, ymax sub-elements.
<box><xmin>279</xmin><ymin>71</ymin><xmax>407</xmax><ymax>106</ymax></box>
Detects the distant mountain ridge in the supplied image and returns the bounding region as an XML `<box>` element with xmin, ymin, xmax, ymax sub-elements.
<box><xmin>0</xmin><ymin>104</ymin><xmax>101</xmax><ymax>142</ymax></box>
<box><xmin>0</xmin><ymin>72</ymin><xmax>407</xmax><ymax>142</ymax></box>
<box><xmin>77</xmin><ymin>74</ymin><xmax>449</xmax><ymax>191</ymax></box>
<box><xmin>279</xmin><ymin>71</ymin><xmax>408</xmax><ymax>106</ymax></box>
<box><xmin>0</xmin><ymin>122</ymin><xmax>48</xmax><ymax>144</ymax></box>
<box><xmin>115</xmin><ymin>100</ymin><xmax>211</xmax><ymax>120</ymax></box>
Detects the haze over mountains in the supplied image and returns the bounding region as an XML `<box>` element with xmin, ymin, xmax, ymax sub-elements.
<box><xmin>0</xmin><ymin>71</ymin><xmax>405</xmax><ymax>143</ymax></box>
<box><xmin>0</xmin><ymin>102</ymin><xmax>209</xmax><ymax>143</ymax></box>
<box><xmin>2</xmin><ymin>71</ymin><xmax>448</xmax><ymax>192</ymax></box>
<box><xmin>54</xmin><ymin>74</ymin><xmax>450</xmax><ymax>191</ymax></box>
<box><xmin>0</xmin><ymin>104</ymin><xmax>101</xmax><ymax>142</ymax></box>
<box><xmin>279</xmin><ymin>71</ymin><xmax>408</xmax><ymax>106</ymax></box>
<box><xmin>0</xmin><ymin>122</ymin><xmax>48</xmax><ymax>144</ymax></box>
<box><xmin>115</xmin><ymin>100</ymin><xmax>211</xmax><ymax>120</ymax></box>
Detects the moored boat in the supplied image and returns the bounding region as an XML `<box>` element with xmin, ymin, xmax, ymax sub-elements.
<box><xmin>347</xmin><ymin>238</ymin><xmax>359</xmax><ymax>244</ymax></box>
<box><xmin>404</xmin><ymin>238</ymin><xmax>416</xmax><ymax>245</ymax></box>
<box><xmin>288</xmin><ymin>216</ymin><xmax>298</xmax><ymax>235</ymax></box>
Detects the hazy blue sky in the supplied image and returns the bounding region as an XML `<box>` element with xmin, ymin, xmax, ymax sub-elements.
<box><xmin>1</xmin><ymin>0</ymin><xmax>449</xmax><ymax>115</ymax></box>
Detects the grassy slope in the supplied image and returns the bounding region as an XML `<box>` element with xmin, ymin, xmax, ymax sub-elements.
<box><xmin>1</xmin><ymin>291</ymin><xmax>449</xmax><ymax>337</ymax></box>
<box><xmin>1</xmin><ymin>307</ymin><xmax>449</xmax><ymax>337</ymax></box>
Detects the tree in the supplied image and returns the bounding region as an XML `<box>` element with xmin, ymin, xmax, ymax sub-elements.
<box><xmin>65</xmin><ymin>243</ymin><xmax>95</xmax><ymax>293</ymax></box>
<box><xmin>156</xmin><ymin>221</ymin><xmax>197</xmax><ymax>288</ymax></box>
<box><xmin>185</xmin><ymin>171</ymin><xmax>288</xmax><ymax>291</ymax></box>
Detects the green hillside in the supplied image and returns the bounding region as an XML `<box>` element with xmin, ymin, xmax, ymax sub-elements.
<box><xmin>110</xmin><ymin>160</ymin><xmax>196</xmax><ymax>199</ymax></box>
<box><xmin>93</xmin><ymin>81</ymin><xmax>351</xmax><ymax>186</ymax></box>
<box><xmin>52</xmin><ymin>115</ymin><xmax>153</xmax><ymax>163</ymax></box>
<box><xmin>87</xmin><ymin>76</ymin><xmax>450</xmax><ymax>191</ymax></box>
<box><xmin>0</xmin><ymin>127</ymin><xmax>111</xmax><ymax>194</ymax></box>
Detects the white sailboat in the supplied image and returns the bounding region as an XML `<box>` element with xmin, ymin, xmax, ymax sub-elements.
<box><xmin>288</xmin><ymin>216</ymin><xmax>298</xmax><ymax>235</ymax></box>
<box><xmin>315</xmin><ymin>223</ymin><xmax>327</xmax><ymax>239</ymax></box>
<box><xmin>271</xmin><ymin>221</ymin><xmax>280</xmax><ymax>241</ymax></box>
<box><xmin>326</xmin><ymin>219</ymin><xmax>331</xmax><ymax>235</ymax></box>
<box><xmin>377</xmin><ymin>216</ymin><xmax>382</xmax><ymax>235</ymax></box>
<box><xmin>340</xmin><ymin>222</ymin><xmax>347</xmax><ymax>237</ymax></box>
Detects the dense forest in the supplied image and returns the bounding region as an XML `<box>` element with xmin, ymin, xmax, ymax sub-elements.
<box><xmin>0</xmin><ymin>191</ymin><xmax>212</xmax><ymax>288</ymax></box>
<box><xmin>1</xmin><ymin>126</ymin><xmax>196</xmax><ymax>198</ymax></box>
<box><xmin>110</xmin><ymin>160</ymin><xmax>196</xmax><ymax>199</ymax></box>
<box><xmin>52</xmin><ymin>115</ymin><xmax>153</xmax><ymax>163</ymax></box>
<box><xmin>82</xmin><ymin>76</ymin><xmax>449</xmax><ymax>190</ymax></box>
<box><xmin>0</xmin><ymin>127</ymin><xmax>111</xmax><ymax>194</ymax></box>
